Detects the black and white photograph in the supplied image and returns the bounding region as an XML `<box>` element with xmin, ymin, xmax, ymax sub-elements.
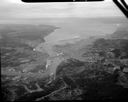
<box><xmin>1</xmin><ymin>0</ymin><xmax>128</xmax><ymax>101</ymax></box>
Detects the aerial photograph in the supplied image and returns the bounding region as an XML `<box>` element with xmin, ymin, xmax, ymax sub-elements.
<box><xmin>1</xmin><ymin>0</ymin><xmax>128</xmax><ymax>101</ymax></box>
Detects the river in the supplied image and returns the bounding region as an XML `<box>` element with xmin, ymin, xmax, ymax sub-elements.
<box><xmin>34</xmin><ymin>40</ymin><xmax>67</xmax><ymax>79</ymax></box>
<box><xmin>34</xmin><ymin>18</ymin><xmax>120</xmax><ymax>78</ymax></box>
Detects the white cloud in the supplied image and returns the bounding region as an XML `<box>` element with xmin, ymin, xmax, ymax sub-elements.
<box><xmin>0</xmin><ymin>0</ymin><xmax>124</xmax><ymax>19</ymax></box>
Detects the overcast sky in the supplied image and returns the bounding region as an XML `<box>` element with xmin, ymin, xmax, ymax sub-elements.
<box><xmin>0</xmin><ymin>0</ymin><xmax>124</xmax><ymax>20</ymax></box>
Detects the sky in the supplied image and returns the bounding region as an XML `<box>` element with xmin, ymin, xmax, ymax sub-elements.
<box><xmin>0</xmin><ymin>0</ymin><xmax>124</xmax><ymax>21</ymax></box>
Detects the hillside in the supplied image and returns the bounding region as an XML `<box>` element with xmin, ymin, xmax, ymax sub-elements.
<box><xmin>0</xmin><ymin>24</ymin><xmax>57</xmax><ymax>47</ymax></box>
<box><xmin>108</xmin><ymin>24</ymin><xmax>128</xmax><ymax>39</ymax></box>
<box><xmin>7</xmin><ymin>25</ymin><xmax>128</xmax><ymax>101</ymax></box>
<box><xmin>1</xmin><ymin>24</ymin><xmax>57</xmax><ymax>101</ymax></box>
<box><xmin>1</xmin><ymin>22</ymin><xmax>128</xmax><ymax>101</ymax></box>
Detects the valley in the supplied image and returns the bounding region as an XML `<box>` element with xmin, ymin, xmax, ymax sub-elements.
<box><xmin>1</xmin><ymin>18</ymin><xmax>128</xmax><ymax>101</ymax></box>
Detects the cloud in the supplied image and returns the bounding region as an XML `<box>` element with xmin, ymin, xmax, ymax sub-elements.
<box><xmin>0</xmin><ymin>0</ymin><xmax>124</xmax><ymax>20</ymax></box>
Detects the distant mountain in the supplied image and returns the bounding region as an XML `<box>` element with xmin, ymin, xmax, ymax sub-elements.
<box><xmin>111</xmin><ymin>32</ymin><xmax>128</xmax><ymax>39</ymax></box>
<box><xmin>0</xmin><ymin>24</ymin><xmax>57</xmax><ymax>48</ymax></box>
<box><xmin>109</xmin><ymin>24</ymin><xmax>128</xmax><ymax>39</ymax></box>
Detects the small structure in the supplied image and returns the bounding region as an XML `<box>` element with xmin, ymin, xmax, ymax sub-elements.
<box><xmin>33</xmin><ymin>48</ymin><xmax>36</xmax><ymax>51</ymax></box>
<box><xmin>123</xmin><ymin>68</ymin><xmax>128</xmax><ymax>73</ymax></box>
<box><xmin>38</xmin><ymin>70</ymin><xmax>44</xmax><ymax>73</ymax></box>
<box><xmin>113</xmin><ymin>66</ymin><xmax>120</xmax><ymax>71</ymax></box>
<box><xmin>45</xmin><ymin>59</ymin><xmax>52</xmax><ymax>70</ymax></box>
<box><xmin>8</xmin><ymin>68</ymin><xmax>15</xmax><ymax>72</ymax></box>
<box><xmin>22</xmin><ymin>69</ymin><xmax>27</xmax><ymax>73</ymax></box>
